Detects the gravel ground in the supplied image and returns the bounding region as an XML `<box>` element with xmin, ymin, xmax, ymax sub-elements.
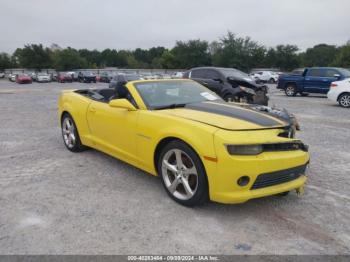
<box><xmin>0</xmin><ymin>80</ymin><xmax>349</xmax><ymax>255</ymax></box>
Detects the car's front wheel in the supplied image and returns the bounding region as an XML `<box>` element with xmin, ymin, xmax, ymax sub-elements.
<box><xmin>158</xmin><ymin>140</ymin><xmax>208</xmax><ymax>207</ymax></box>
<box><xmin>338</xmin><ymin>93</ymin><xmax>350</xmax><ymax>108</ymax></box>
<box><xmin>61</xmin><ymin>114</ymin><xmax>87</xmax><ymax>152</ymax></box>
<box><xmin>285</xmin><ymin>85</ymin><xmax>297</xmax><ymax>96</ymax></box>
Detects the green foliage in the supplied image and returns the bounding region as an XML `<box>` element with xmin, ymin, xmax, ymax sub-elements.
<box><xmin>270</xmin><ymin>45</ymin><xmax>300</xmax><ymax>71</ymax></box>
<box><xmin>13</xmin><ymin>44</ymin><xmax>52</xmax><ymax>70</ymax></box>
<box><xmin>301</xmin><ymin>44</ymin><xmax>338</xmax><ymax>67</ymax></box>
<box><xmin>212</xmin><ymin>32</ymin><xmax>266</xmax><ymax>71</ymax></box>
<box><xmin>2</xmin><ymin>35</ymin><xmax>350</xmax><ymax>71</ymax></box>
<box><xmin>52</xmin><ymin>48</ymin><xmax>88</xmax><ymax>71</ymax></box>
<box><xmin>331</xmin><ymin>44</ymin><xmax>350</xmax><ymax>67</ymax></box>
<box><xmin>0</xmin><ymin>53</ymin><xmax>12</xmax><ymax>70</ymax></box>
<box><xmin>166</xmin><ymin>40</ymin><xmax>211</xmax><ymax>69</ymax></box>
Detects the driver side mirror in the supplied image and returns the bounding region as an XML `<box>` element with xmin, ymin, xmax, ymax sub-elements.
<box><xmin>109</xmin><ymin>98</ymin><xmax>137</xmax><ymax>111</ymax></box>
<box><xmin>334</xmin><ymin>74</ymin><xmax>341</xmax><ymax>80</ymax></box>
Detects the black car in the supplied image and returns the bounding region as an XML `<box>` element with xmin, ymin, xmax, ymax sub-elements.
<box><xmin>99</xmin><ymin>72</ymin><xmax>113</xmax><ymax>83</ymax></box>
<box><xmin>78</xmin><ymin>71</ymin><xmax>97</xmax><ymax>83</ymax></box>
<box><xmin>109</xmin><ymin>73</ymin><xmax>141</xmax><ymax>89</ymax></box>
<box><xmin>183</xmin><ymin>67</ymin><xmax>269</xmax><ymax>105</ymax></box>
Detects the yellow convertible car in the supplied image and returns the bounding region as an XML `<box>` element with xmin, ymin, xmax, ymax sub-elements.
<box><xmin>58</xmin><ymin>79</ymin><xmax>309</xmax><ymax>206</ymax></box>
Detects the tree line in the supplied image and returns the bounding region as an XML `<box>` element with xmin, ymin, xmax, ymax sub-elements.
<box><xmin>1</xmin><ymin>32</ymin><xmax>349</xmax><ymax>72</ymax></box>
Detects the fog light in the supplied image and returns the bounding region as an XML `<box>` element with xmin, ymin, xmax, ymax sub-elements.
<box><xmin>237</xmin><ymin>176</ymin><xmax>250</xmax><ymax>187</ymax></box>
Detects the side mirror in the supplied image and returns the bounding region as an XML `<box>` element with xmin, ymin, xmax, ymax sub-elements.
<box><xmin>334</xmin><ymin>74</ymin><xmax>341</xmax><ymax>79</ymax></box>
<box><xmin>109</xmin><ymin>98</ymin><xmax>137</xmax><ymax>111</ymax></box>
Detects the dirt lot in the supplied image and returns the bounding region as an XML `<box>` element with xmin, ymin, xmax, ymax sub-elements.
<box><xmin>0</xmin><ymin>80</ymin><xmax>349</xmax><ymax>255</ymax></box>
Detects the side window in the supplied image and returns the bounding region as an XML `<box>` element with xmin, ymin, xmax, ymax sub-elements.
<box><xmin>206</xmin><ymin>70</ymin><xmax>221</xmax><ymax>80</ymax></box>
<box><xmin>307</xmin><ymin>69</ymin><xmax>321</xmax><ymax>77</ymax></box>
<box><xmin>323</xmin><ymin>69</ymin><xmax>338</xmax><ymax>77</ymax></box>
<box><xmin>191</xmin><ymin>69</ymin><xmax>206</xmax><ymax>79</ymax></box>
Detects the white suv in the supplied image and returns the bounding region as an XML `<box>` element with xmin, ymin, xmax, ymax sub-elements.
<box><xmin>251</xmin><ymin>71</ymin><xmax>279</xmax><ymax>83</ymax></box>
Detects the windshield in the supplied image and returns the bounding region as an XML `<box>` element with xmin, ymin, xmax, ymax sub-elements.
<box><xmin>219</xmin><ymin>68</ymin><xmax>250</xmax><ymax>79</ymax></box>
<box><xmin>134</xmin><ymin>80</ymin><xmax>222</xmax><ymax>109</ymax></box>
<box><xmin>338</xmin><ymin>68</ymin><xmax>350</xmax><ymax>78</ymax></box>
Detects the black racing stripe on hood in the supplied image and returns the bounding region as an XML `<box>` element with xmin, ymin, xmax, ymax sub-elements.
<box><xmin>185</xmin><ymin>102</ymin><xmax>281</xmax><ymax>127</ymax></box>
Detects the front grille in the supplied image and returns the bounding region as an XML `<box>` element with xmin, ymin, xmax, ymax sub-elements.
<box><xmin>251</xmin><ymin>164</ymin><xmax>307</xmax><ymax>190</ymax></box>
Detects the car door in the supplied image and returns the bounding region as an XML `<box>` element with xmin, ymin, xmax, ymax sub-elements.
<box><xmin>86</xmin><ymin>98</ymin><xmax>139</xmax><ymax>165</ymax></box>
<box><xmin>303</xmin><ymin>68</ymin><xmax>324</xmax><ymax>93</ymax></box>
<box><xmin>321</xmin><ymin>69</ymin><xmax>340</xmax><ymax>94</ymax></box>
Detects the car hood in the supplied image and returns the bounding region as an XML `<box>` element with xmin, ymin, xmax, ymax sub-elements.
<box><xmin>157</xmin><ymin>101</ymin><xmax>288</xmax><ymax>130</ymax></box>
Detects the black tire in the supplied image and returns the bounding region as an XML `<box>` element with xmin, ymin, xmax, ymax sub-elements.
<box><xmin>61</xmin><ymin>113</ymin><xmax>87</xmax><ymax>152</ymax></box>
<box><xmin>285</xmin><ymin>84</ymin><xmax>297</xmax><ymax>96</ymax></box>
<box><xmin>157</xmin><ymin>140</ymin><xmax>209</xmax><ymax>207</ymax></box>
<box><xmin>268</xmin><ymin>78</ymin><xmax>275</xmax><ymax>84</ymax></box>
<box><xmin>338</xmin><ymin>93</ymin><xmax>350</xmax><ymax>108</ymax></box>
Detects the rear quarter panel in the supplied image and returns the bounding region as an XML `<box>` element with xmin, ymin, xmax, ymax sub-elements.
<box><xmin>58</xmin><ymin>90</ymin><xmax>92</xmax><ymax>146</ymax></box>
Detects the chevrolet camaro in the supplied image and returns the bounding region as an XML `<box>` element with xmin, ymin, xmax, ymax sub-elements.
<box><xmin>58</xmin><ymin>79</ymin><xmax>310</xmax><ymax>206</ymax></box>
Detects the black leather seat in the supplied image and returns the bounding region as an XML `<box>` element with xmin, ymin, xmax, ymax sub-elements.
<box><xmin>98</xmin><ymin>88</ymin><xmax>115</xmax><ymax>101</ymax></box>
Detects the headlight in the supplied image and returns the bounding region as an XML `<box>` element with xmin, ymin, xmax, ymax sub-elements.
<box><xmin>226</xmin><ymin>145</ymin><xmax>263</xmax><ymax>155</ymax></box>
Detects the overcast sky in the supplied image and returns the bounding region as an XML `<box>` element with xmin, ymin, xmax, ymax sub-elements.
<box><xmin>1</xmin><ymin>0</ymin><xmax>349</xmax><ymax>53</ymax></box>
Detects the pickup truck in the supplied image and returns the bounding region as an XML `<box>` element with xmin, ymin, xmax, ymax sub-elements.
<box><xmin>277</xmin><ymin>67</ymin><xmax>350</xmax><ymax>96</ymax></box>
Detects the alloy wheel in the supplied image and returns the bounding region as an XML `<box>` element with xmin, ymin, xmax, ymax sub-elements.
<box><xmin>161</xmin><ymin>149</ymin><xmax>198</xmax><ymax>200</ymax></box>
<box><xmin>62</xmin><ymin>118</ymin><xmax>76</xmax><ymax>148</ymax></box>
<box><xmin>339</xmin><ymin>94</ymin><xmax>350</xmax><ymax>107</ymax></box>
<box><xmin>285</xmin><ymin>86</ymin><xmax>295</xmax><ymax>96</ymax></box>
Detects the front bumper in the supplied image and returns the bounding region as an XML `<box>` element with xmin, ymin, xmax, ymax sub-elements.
<box><xmin>205</xmin><ymin>129</ymin><xmax>310</xmax><ymax>204</ymax></box>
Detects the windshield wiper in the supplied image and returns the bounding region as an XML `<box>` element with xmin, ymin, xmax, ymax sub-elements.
<box><xmin>153</xmin><ymin>103</ymin><xmax>187</xmax><ymax>110</ymax></box>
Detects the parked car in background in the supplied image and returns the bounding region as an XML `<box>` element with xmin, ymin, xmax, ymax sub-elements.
<box><xmin>9</xmin><ymin>73</ymin><xmax>18</xmax><ymax>82</ymax></box>
<box><xmin>30</xmin><ymin>72</ymin><xmax>37</xmax><ymax>82</ymax></box>
<box><xmin>277</xmin><ymin>67</ymin><xmax>350</xmax><ymax>96</ymax></box>
<box><xmin>99</xmin><ymin>72</ymin><xmax>113</xmax><ymax>83</ymax></box>
<box><xmin>57</xmin><ymin>73</ymin><xmax>73</xmax><ymax>83</ymax></box>
<box><xmin>67</xmin><ymin>71</ymin><xmax>79</xmax><ymax>81</ymax></box>
<box><xmin>50</xmin><ymin>72</ymin><xmax>58</xmax><ymax>81</ymax></box>
<box><xmin>78</xmin><ymin>71</ymin><xmax>96</xmax><ymax>83</ymax></box>
<box><xmin>251</xmin><ymin>71</ymin><xmax>279</xmax><ymax>83</ymax></box>
<box><xmin>327</xmin><ymin>79</ymin><xmax>350</xmax><ymax>108</ymax></box>
<box><xmin>36</xmin><ymin>73</ymin><xmax>51</xmax><ymax>83</ymax></box>
<box><xmin>109</xmin><ymin>73</ymin><xmax>141</xmax><ymax>89</ymax></box>
<box><xmin>16</xmin><ymin>74</ymin><xmax>32</xmax><ymax>84</ymax></box>
<box><xmin>0</xmin><ymin>72</ymin><xmax>5</xmax><ymax>78</ymax></box>
<box><xmin>171</xmin><ymin>72</ymin><xmax>184</xmax><ymax>79</ymax></box>
<box><xmin>183</xmin><ymin>67</ymin><xmax>269</xmax><ymax>105</ymax></box>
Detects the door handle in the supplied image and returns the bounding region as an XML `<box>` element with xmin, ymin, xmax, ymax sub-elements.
<box><xmin>89</xmin><ymin>107</ymin><xmax>96</xmax><ymax>113</ymax></box>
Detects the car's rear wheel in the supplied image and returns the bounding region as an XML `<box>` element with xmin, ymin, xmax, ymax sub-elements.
<box><xmin>269</xmin><ymin>78</ymin><xmax>275</xmax><ymax>84</ymax></box>
<box><xmin>285</xmin><ymin>85</ymin><xmax>297</xmax><ymax>96</ymax></box>
<box><xmin>61</xmin><ymin>114</ymin><xmax>87</xmax><ymax>152</ymax></box>
<box><xmin>158</xmin><ymin>140</ymin><xmax>208</xmax><ymax>207</ymax></box>
<box><xmin>338</xmin><ymin>93</ymin><xmax>350</xmax><ymax>108</ymax></box>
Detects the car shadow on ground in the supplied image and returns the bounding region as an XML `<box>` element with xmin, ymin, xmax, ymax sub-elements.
<box><xmin>82</xmin><ymin>147</ymin><xmax>297</xmax><ymax>213</ymax></box>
